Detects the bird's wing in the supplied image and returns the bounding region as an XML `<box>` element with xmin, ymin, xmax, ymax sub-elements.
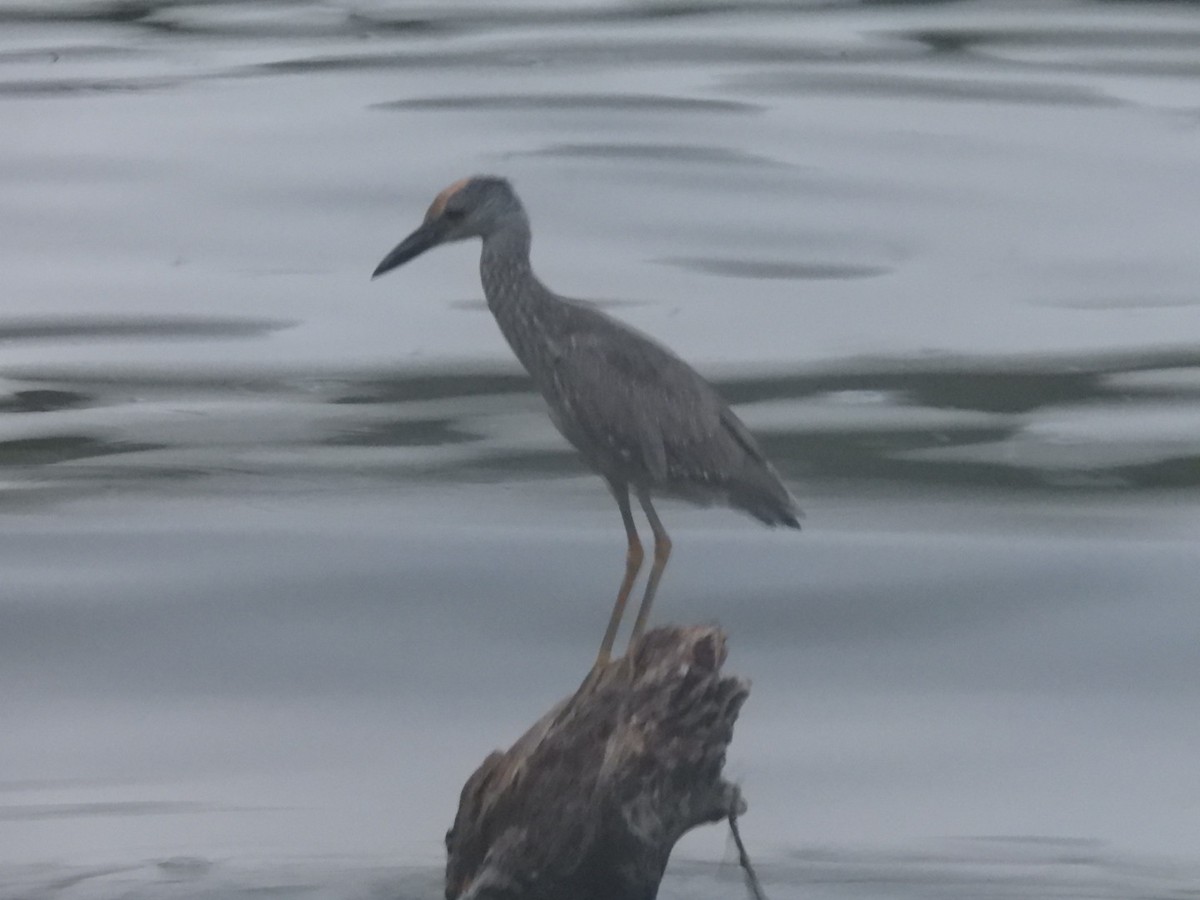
<box><xmin>545</xmin><ymin>328</ymin><xmax>735</xmax><ymax>484</ymax></box>
<box><xmin>718</xmin><ymin>404</ymin><xmax>768</xmax><ymax>465</ymax></box>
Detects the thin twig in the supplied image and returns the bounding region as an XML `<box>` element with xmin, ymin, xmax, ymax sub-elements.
<box><xmin>727</xmin><ymin>793</ymin><xmax>768</xmax><ymax>900</ymax></box>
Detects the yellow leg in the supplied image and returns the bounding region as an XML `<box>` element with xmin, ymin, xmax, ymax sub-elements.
<box><xmin>595</xmin><ymin>484</ymin><xmax>643</xmax><ymax>669</ymax></box>
<box><xmin>628</xmin><ymin>490</ymin><xmax>670</xmax><ymax>652</ymax></box>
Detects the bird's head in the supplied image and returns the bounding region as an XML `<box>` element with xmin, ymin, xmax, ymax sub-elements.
<box><xmin>371</xmin><ymin>176</ymin><xmax>524</xmax><ymax>278</ymax></box>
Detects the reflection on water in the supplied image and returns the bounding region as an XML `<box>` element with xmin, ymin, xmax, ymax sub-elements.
<box><xmin>7</xmin><ymin>844</ymin><xmax>1199</xmax><ymax>900</ymax></box>
<box><xmin>374</xmin><ymin>95</ymin><xmax>762</xmax><ymax>113</ymax></box>
<box><xmin>2</xmin><ymin>0</ymin><xmax>1200</xmax><ymax>897</ymax></box>
<box><xmin>662</xmin><ymin>257</ymin><xmax>892</xmax><ymax>280</ymax></box>
<box><xmin>0</xmin><ymin>316</ymin><xmax>291</xmax><ymax>343</ymax></box>
<box><xmin>732</xmin><ymin>69</ymin><xmax>1120</xmax><ymax>106</ymax></box>
<box><xmin>3</xmin><ymin>328</ymin><xmax>1198</xmax><ymax>503</ymax></box>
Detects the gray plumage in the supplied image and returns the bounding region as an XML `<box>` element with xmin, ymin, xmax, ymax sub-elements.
<box><xmin>373</xmin><ymin>176</ymin><xmax>800</xmax><ymax>666</ymax></box>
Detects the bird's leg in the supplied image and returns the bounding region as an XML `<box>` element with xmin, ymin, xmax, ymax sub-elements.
<box><xmin>627</xmin><ymin>490</ymin><xmax>671</xmax><ymax>653</ymax></box>
<box><xmin>594</xmin><ymin>483</ymin><xmax>643</xmax><ymax>671</ymax></box>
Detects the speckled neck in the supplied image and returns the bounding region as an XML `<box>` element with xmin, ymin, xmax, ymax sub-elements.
<box><xmin>479</xmin><ymin>215</ymin><xmax>562</xmax><ymax>382</ymax></box>
<box><xmin>480</xmin><ymin>214</ymin><xmax>534</xmax><ymax>303</ymax></box>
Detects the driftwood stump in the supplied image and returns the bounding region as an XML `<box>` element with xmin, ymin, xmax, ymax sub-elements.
<box><xmin>445</xmin><ymin>625</ymin><xmax>750</xmax><ymax>900</ymax></box>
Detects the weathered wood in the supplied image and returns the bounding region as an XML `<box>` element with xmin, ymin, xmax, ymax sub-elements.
<box><xmin>445</xmin><ymin>625</ymin><xmax>750</xmax><ymax>900</ymax></box>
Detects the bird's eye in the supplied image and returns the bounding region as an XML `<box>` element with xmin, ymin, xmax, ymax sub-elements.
<box><xmin>443</xmin><ymin>207</ymin><xmax>465</xmax><ymax>221</ymax></box>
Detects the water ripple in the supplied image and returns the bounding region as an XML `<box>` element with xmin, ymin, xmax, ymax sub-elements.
<box><xmin>662</xmin><ymin>257</ymin><xmax>891</xmax><ymax>281</ymax></box>
<box><xmin>373</xmin><ymin>93</ymin><xmax>760</xmax><ymax>114</ymax></box>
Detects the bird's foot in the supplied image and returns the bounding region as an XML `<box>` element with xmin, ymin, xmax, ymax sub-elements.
<box><xmin>577</xmin><ymin>656</ymin><xmax>609</xmax><ymax>695</ymax></box>
<box><xmin>624</xmin><ymin>630</ymin><xmax>649</xmax><ymax>664</ymax></box>
<box><xmin>577</xmin><ymin>651</ymin><xmax>637</xmax><ymax>695</ymax></box>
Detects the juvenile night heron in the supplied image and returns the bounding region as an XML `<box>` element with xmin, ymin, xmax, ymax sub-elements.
<box><xmin>373</xmin><ymin>176</ymin><xmax>801</xmax><ymax>668</ymax></box>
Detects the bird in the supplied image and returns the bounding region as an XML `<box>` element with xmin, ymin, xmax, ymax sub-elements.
<box><xmin>372</xmin><ymin>176</ymin><xmax>801</xmax><ymax>671</ymax></box>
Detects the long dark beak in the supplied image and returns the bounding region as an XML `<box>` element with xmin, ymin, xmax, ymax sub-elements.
<box><xmin>371</xmin><ymin>220</ymin><xmax>443</xmax><ymax>279</ymax></box>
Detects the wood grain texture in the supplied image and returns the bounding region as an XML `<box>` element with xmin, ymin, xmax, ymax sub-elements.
<box><xmin>445</xmin><ymin>626</ymin><xmax>749</xmax><ymax>900</ymax></box>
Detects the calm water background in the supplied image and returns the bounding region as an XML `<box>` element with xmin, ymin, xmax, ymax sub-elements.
<box><xmin>2</xmin><ymin>1</ymin><xmax>1199</xmax><ymax>897</ymax></box>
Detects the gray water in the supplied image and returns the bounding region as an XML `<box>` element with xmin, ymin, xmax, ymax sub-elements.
<box><xmin>2</xmin><ymin>1</ymin><xmax>1199</xmax><ymax>897</ymax></box>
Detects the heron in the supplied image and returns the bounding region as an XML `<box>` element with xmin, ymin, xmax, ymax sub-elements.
<box><xmin>372</xmin><ymin>176</ymin><xmax>801</xmax><ymax>670</ymax></box>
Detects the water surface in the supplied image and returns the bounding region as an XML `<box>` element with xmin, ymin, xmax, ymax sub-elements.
<box><xmin>2</xmin><ymin>1</ymin><xmax>1199</xmax><ymax>897</ymax></box>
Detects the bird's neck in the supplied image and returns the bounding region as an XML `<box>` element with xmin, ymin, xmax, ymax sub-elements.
<box><xmin>480</xmin><ymin>219</ymin><xmax>534</xmax><ymax>303</ymax></box>
<box><xmin>479</xmin><ymin>219</ymin><xmax>562</xmax><ymax>377</ymax></box>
